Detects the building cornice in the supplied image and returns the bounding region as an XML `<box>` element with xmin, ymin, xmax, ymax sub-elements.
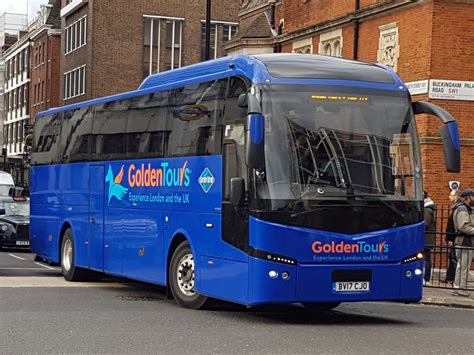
<box><xmin>48</xmin><ymin>29</ymin><xmax>62</xmax><ymax>36</ymax></box>
<box><xmin>228</xmin><ymin>0</ymin><xmax>424</xmax><ymax>50</ymax></box>
<box><xmin>60</xmin><ymin>0</ymin><xmax>89</xmax><ymax>18</ymax></box>
<box><xmin>3</xmin><ymin>40</ymin><xmax>30</xmax><ymax>60</ymax></box>
<box><xmin>30</xmin><ymin>24</ymin><xmax>53</xmax><ymax>41</ymax></box>
<box><xmin>419</xmin><ymin>137</ymin><xmax>474</xmax><ymax>146</ymax></box>
<box><xmin>277</xmin><ymin>0</ymin><xmax>423</xmax><ymax>44</ymax></box>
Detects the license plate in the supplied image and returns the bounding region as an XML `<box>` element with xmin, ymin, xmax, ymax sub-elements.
<box><xmin>16</xmin><ymin>241</ymin><xmax>29</xmax><ymax>246</ymax></box>
<box><xmin>333</xmin><ymin>281</ymin><xmax>370</xmax><ymax>292</ymax></box>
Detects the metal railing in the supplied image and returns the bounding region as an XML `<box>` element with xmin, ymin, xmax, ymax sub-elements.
<box><xmin>425</xmin><ymin>205</ymin><xmax>473</xmax><ymax>290</ymax></box>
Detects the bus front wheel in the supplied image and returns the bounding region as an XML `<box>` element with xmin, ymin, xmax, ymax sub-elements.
<box><xmin>302</xmin><ymin>302</ymin><xmax>341</xmax><ymax>312</ymax></box>
<box><xmin>169</xmin><ymin>241</ymin><xmax>208</xmax><ymax>309</ymax></box>
<box><xmin>60</xmin><ymin>229</ymin><xmax>87</xmax><ymax>281</ymax></box>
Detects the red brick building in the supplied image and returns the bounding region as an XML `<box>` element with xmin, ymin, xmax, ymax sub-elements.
<box><xmin>29</xmin><ymin>0</ymin><xmax>61</xmax><ymax>123</ymax></box>
<box><xmin>228</xmin><ymin>0</ymin><xmax>474</xmax><ymax>205</ymax></box>
<box><xmin>60</xmin><ymin>0</ymin><xmax>240</xmax><ymax>105</ymax></box>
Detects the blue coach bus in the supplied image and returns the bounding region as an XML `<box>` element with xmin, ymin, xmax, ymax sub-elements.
<box><xmin>30</xmin><ymin>54</ymin><xmax>460</xmax><ymax>310</ymax></box>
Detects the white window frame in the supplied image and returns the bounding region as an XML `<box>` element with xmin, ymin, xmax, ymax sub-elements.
<box><xmin>143</xmin><ymin>15</ymin><xmax>185</xmax><ymax>75</ymax></box>
<box><xmin>64</xmin><ymin>15</ymin><xmax>87</xmax><ymax>55</ymax></box>
<box><xmin>64</xmin><ymin>65</ymin><xmax>86</xmax><ymax>100</ymax></box>
<box><xmin>200</xmin><ymin>20</ymin><xmax>239</xmax><ymax>60</ymax></box>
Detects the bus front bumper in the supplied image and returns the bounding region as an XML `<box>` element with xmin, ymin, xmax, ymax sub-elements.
<box><xmin>248</xmin><ymin>256</ymin><xmax>423</xmax><ymax>306</ymax></box>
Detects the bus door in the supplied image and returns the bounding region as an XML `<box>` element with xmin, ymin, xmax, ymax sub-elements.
<box><xmin>89</xmin><ymin>165</ymin><xmax>105</xmax><ymax>271</ymax></box>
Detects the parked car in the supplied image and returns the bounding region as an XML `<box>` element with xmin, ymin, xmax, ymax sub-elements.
<box><xmin>0</xmin><ymin>171</ymin><xmax>15</xmax><ymax>196</ymax></box>
<box><xmin>0</xmin><ymin>196</ymin><xmax>30</xmax><ymax>249</ymax></box>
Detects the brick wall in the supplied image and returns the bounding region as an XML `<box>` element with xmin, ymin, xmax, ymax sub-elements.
<box><xmin>60</xmin><ymin>4</ymin><xmax>90</xmax><ymax>105</ymax></box>
<box><xmin>423</xmin><ymin>0</ymin><xmax>474</xmax><ymax>205</ymax></box>
<box><xmin>30</xmin><ymin>30</ymin><xmax>49</xmax><ymax>120</ymax></box>
<box><xmin>279</xmin><ymin>0</ymin><xmax>355</xmax><ymax>34</ymax></box>
<box><xmin>30</xmin><ymin>30</ymin><xmax>61</xmax><ymax>119</ymax></box>
<box><xmin>60</xmin><ymin>0</ymin><xmax>239</xmax><ymax>105</ymax></box>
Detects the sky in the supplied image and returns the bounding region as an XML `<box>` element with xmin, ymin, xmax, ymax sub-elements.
<box><xmin>1</xmin><ymin>0</ymin><xmax>46</xmax><ymax>23</ymax></box>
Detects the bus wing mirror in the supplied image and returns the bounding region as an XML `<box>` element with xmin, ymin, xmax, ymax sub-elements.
<box><xmin>238</xmin><ymin>93</ymin><xmax>247</xmax><ymax>108</ymax></box>
<box><xmin>230</xmin><ymin>177</ymin><xmax>245</xmax><ymax>207</ymax></box>
<box><xmin>245</xmin><ymin>114</ymin><xmax>265</xmax><ymax>170</ymax></box>
<box><xmin>238</xmin><ymin>92</ymin><xmax>262</xmax><ymax>114</ymax></box>
<box><xmin>413</xmin><ymin>101</ymin><xmax>461</xmax><ymax>173</ymax></box>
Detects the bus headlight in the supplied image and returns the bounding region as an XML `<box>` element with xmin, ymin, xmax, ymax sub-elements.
<box><xmin>268</xmin><ymin>270</ymin><xmax>278</xmax><ymax>279</ymax></box>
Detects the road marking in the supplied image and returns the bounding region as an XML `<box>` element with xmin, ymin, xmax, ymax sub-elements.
<box><xmin>0</xmin><ymin>267</ymin><xmax>47</xmax><ymax>270</ymax></box>
<box><xmin>34</xmin><ymin>262</ymin><xmax>58</xmax><ymax>270</ymax></box>
<box><xmin>0</xmin><ymin>276</ymin><xmax>131</xmax><ymax>288</ymax></box>
<box><xmin>8</xmin><ymin>253</ymin><xmax>26</xmax><ymax>261</ymax></box>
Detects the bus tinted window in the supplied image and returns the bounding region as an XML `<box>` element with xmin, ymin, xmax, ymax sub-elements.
<box><xmin>126</xmin><ymin>92</ymin><xmax>170</xmax><ymax>159</ymax></box>
<box><xmin>60</xmin><ymin>107</ymin><xmax>93</xmax><ymax>163</ymax></box>
<box><xmin>167</xmin><ymin>79</ymin><xmax>226</xmax><ymax>157</ymax></box>
<box><xmin>91</xmin><ymin>100</ymin><xmax>128</xmax><ymax>161</ymax></box>
<box><xmin>32</xmin><ymin>113</ymin><xmax>62</xmax><ymax>165</ymax></box>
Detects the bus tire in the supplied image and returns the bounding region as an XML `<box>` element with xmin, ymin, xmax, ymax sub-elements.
<box><xmin>302</xmin><ymin>302</ymin><xmax>341</xmax><ymax>312</ymax></box>
<box><xmin>60</xmin><ymin>229</ymin><xmax>87</xmax><ymax>281</ymax></box>
<box><xmin>169</xmin><ymin>241</ymin><xmax>208</xmax><ymax>309</ymax></box>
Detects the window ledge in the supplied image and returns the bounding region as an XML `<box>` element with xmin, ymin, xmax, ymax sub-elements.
<box><xmin>61</xmin><ymin>0</ymin><xmax>88</xmax><ymax>18</ymax></box>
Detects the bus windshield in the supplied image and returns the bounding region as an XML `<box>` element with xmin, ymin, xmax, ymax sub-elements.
<box><xmin>259</xmin><ymin>85</ymin><xmax>422</xmax><ymax>210</ymax></box>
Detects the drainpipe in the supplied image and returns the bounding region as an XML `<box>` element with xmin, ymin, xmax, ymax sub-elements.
<box><xmin>353</xmin><ymin>0</ymin><xmax>360</xmax><ymax>60</ymax></box>
<box><xmin>269</xmin><ymin>0</ymin><xmax>280</xmax><ymax>53</ymax></box>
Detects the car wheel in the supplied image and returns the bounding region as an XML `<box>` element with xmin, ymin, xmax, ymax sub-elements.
<box><xmin>169</xmin><ymin>241</ymin><xmax>208</xmax><ymax>309</ymax></box>
<box><xmin>60</xmin><ymin>229</ymin><xmax>87</xmax><ymax>281</ymax></box>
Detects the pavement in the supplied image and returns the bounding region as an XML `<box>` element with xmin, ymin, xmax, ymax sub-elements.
<box><xmin>422</xmin><ymin>286</ymin><xmax>474</xmax><ymax>309</ymax></box>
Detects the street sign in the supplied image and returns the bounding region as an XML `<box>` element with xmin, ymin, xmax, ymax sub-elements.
<box><xmin>429</xmin><ymin>79</ymin><xmax>474</xmax><ymax>101</ymax></box>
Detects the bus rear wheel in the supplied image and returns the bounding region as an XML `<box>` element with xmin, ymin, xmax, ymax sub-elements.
<box><xmin>60</xmin><ymin>229</ymin><xmax>88</xmax><ymax>281</ymax></box>
<box><xmin>169</xmin><ymin>241</ymin><xmax>208</xmax><ymax>309</ymax></box>
<box><xmin>302</xmin><ymin>302</ymin><xmax>341</xmax><ymax>312</ymax></box>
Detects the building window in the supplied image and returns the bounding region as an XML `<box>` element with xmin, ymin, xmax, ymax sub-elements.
<box><xmin>200</xmin><ymin>21</ymin><xmax>238</xmax><ymax>61</ymax></box>
<box><xmin>143</xmin><ymin>16</ymin><xmax>184</xmax><ymax>76</ymax></box>
<box><xmin>64</xmin><ymin>65</ymin><xmax>86</xmax><ymax>100</ymax></box>
<box><xmin>164</xmin><ymin>19</ymin><xmax>183</xmax><ymax>71</ymax></box>
<box><xmin>65</xmin><ymin>16</ymin><xmax>87</xmax><ymax>55</ymax></box>
<box><xmin>319</xmin><ymin>28</ymin><xmax>343</xmax><ymax>57</ymax></box>
<box><xmin>377</xmin><ymin>22</ymin><xmax>399</xmax><ymax>72</ymax></box>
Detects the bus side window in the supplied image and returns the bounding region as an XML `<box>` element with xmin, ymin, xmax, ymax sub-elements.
<box><xmin>60</xmin><ymin>106</ymin><xmax>93</xmax><ymax>163</ymax></box>
<box><xmin>91</xmin><ymin>100</ymin><xmax>128</xmax><ymax>161</ymax></box>
<box><xmin>166</xmin><ymin>79</ymin><xmax>226</xmax><ymax>157</ymax></box>
<box><xmin>222</xmin><ymin>76</ymin><xmax>249</xmax><ymax>199</ymax></box>
<box><xmin>126</xmin><ymin>92</ymin><xmax>170</xmax><ymax>159</ymax></box>
<box><xmin>228</xmin><ymin>76</ymin><xmax>248</xmax><ymax>98</ymax></box>
<box><xmin>223</xmin><ymin>142</ymin><xmax>238</xmax><ymax>200</ymax></box>
<box><xmin>32</xmin><ymin>112</ymin><xmax>62</xmax><ymax>165</ymax></box>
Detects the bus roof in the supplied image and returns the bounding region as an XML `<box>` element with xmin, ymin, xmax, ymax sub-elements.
<box><xmin>37</xmin><ymin>54</ymin><xmax>405</xmax><ymax>119</ymax></box>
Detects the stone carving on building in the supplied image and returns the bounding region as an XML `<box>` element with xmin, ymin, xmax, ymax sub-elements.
<box><xmin>377</xmin><ymin>22</ymin><xmax>400</xmax><ymax>71</ymax></box>
<box><xmin>318</xmin><ymin>29</ymin><xmax>342</xmax><ymax>57</ymax></box>
<box><xmin>293</xmin><ymin>38</ymin><xmax>312</xmax><ymax>54</ymax></box>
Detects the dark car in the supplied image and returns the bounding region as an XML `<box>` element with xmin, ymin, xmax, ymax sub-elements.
<box><xmin>0</xmin><ymin>197</ymin><xmax>30</xmax><ymax>249</ymax></box>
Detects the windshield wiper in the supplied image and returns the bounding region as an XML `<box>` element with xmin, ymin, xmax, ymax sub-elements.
<box><xmin>355</xmin><ymin>195</ymin><xmax>405</xmax><ymax>218</ymax></box>
<box><xmin>290</xmin><ymin>203</ymin><xmax>376</xmax><ymax>218</ymax></box>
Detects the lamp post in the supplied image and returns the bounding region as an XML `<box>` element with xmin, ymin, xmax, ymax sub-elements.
<box><xmin>205</xmin><ymin>0</ymin><xmax>211</xmax><ymax>60</ymax></box>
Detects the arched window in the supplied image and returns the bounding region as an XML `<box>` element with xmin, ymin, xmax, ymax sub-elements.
<box><xmin>324</xmin><ymin>43</ymin><xmax>331</xmax><ymax>56</ymax></box>
<box><xmin>333</xmin><ymin>40</ymin><xmax>341</xmax><ymax>57</ymax></box>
